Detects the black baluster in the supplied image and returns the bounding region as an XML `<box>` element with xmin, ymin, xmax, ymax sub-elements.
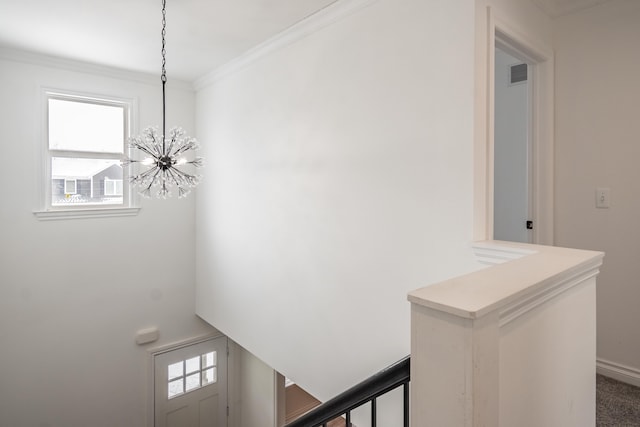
<box><xmin>372</xmin><ymin>397</ymin><xmax>377</xmax><ymax>427</ymax></box>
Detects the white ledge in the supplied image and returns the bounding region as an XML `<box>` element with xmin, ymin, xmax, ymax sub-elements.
<box><xmin>34</xmin><ymin>207</ymin><xmax>140</xmax><ymax>221</ymax></box>
<box><xmin>408</xmin><ymin>240</ymin><xmax>604</xmax><ymax>319</ymax></box>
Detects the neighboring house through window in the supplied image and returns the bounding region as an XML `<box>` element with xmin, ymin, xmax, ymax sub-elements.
<box><xmin>44</xmin><ymin>91</ymin><xmax>132</xmax><ymax>212</ymax></box>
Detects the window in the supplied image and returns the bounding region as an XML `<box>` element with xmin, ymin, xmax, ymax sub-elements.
<box><xmin>64</xmin><ymin>179</ymin><xmax>77</xmax><ymax>195</ymax></box>
<box><xmin>104</xmin><ymin>178</ymin><xmax>123</xmax><ymax>196</ymax></box>
<box><xmin>43</xmin><ymin>91</ymin><xmax>134</xmax><ymax>213</ymax></box>
<box><xmin>167</xmin><ymin>351</ymin><xmax>218</xmax><ymax>399</ymax></box>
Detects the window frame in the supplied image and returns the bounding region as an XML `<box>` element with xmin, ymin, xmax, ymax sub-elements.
<box><xmin>35</xmin><ymin>89</ymin><xmax>139</xmax><ymax>220</ymax></box>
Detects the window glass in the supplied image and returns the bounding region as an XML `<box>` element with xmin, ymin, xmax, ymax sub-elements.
<box><xmin>202</xmin><ymin>351</ymin><xmax>216</xmax><ymax>368</ymax></box>
<box><xmin>51</xmin><ymin>157</ymin><xmax>123</xmax><ymax>206</ymax></box>
<box><xmin>167</xmin><ymin>351</ymin><xmax>218</xmax><ymax>399</ymax></box>
<box><xmin>167</xmin><ymin>362</ymin><xmax>183</xmax><ymax>381</ymax></box>
<box><xmin>168</xmin><ymin>379</ymin><xmax>183</xmax><ymax>399</ymax></box>
<box><xmin>202</xmin><ymin>367</ymin><xmax>217</xmax><ymax>386</ymax></box>
<box><xmin>185</xmin><ymin>356</ymin><xmax>200</xmax><ymax>375</ymax></box>
<box><xmin>48</xmin><ymin>98</ymin><xmax>124</xmax><ymax>153</ymax></box>
<box><xmin>185</xmin><ymin>373</ymin><xmax>200</xmax><ymax>392</ymax></box>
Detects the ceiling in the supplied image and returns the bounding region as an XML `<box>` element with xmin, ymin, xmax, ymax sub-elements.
<box><xmin>0</xmin><ymin>0</ymin><xmax>337</xmax><ymax>82</ymax></box>
<box><xmin>0</xmin><ymin>0</ymin><xmax>614</xmax><ymax>83</ymax></box>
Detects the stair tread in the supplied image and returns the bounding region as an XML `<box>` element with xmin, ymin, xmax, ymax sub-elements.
<box><xmin>285</xmin><ymin>384</ymin><xmax>349</xmax><ymax>426</ymax></box>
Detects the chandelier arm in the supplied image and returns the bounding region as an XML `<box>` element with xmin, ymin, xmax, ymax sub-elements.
<box><xmin>165</xmin><ymin>167</ymin><xmax>185</xmax><ymax>185</ymax></box>
<box><xmin>146</xmin><ymin>167</ymin><xmax>164</xmax><ymax>187</ymax></box>
<box><xmin>136</xmin><ymin>167</ymin><xmax>160</xmax><ymax>184</ymax></box>
<box><xmin>172</xmin><ymin>140</ymin><xmax>197</xmax><ymax>156</ymax></box>
<box><xmin>146</xmin><ymin>131</ymin><xmax>163</xmax><ymax>157</ymax></box>
<box><xmin>166</xmin><ymin>132</ymin><xmax>177</xmax><ymax>157</ymax></box>
<box><xmin>132</xmin><ymin>143</ymin><xmax>159</xmax><ymax>159</ymax></box>
<box><xmin>167</xmin><ymin>166</ymin><xmax>195</xmax><ymax>186</ymax></box>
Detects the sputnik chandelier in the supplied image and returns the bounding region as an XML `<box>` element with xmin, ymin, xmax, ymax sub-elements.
<box><xmin>124</xmin><ymin>0</ymin><xmax>203</xmax><ymax>199</ymax></box>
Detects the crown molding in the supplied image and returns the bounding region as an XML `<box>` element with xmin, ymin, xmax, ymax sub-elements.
<box><xmin>193</xmin><ymin>0</ymin><xmax>379</xmax><ymax>91</ymax></box>
<box><xmin>531</xmin><ymin>0</ymin><xmax>614</xmax><ymax>18</ymax></box>
<box><xmin>0</xmin><ymin>45</ymin><xmax>194</xmax><ymax>92</ymax></box>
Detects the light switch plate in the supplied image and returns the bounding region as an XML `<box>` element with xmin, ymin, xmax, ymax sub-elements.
<box><xmin>596</xmin><ymin>188</ymin><xmax>610</xmax><ymax>208</ymax></box>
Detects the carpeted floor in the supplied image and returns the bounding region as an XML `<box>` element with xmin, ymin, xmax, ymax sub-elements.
<box><xmin>597</xmin><ymin>374</ymin><xmax>640</xmax><ymax>426</ymax></box>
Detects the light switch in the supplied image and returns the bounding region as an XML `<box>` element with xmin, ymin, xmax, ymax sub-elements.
<box><xmin>596</xmin><ymin>188</ymin><xmax>610</xmax><ymax>209</ymax></box>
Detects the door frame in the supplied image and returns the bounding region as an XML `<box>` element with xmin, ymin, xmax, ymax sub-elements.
<box><xmin>475</xmin><ymin>6</ymin><xmax>555</xmax><ymax>245</ymax></box>
<box><xmin>147</xmin><ymin>333</ymin><xmax>227</xmax><ymax>427</ymax></box>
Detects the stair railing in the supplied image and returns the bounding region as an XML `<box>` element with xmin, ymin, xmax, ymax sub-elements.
<box><xmin>284</xmin><ymin>356</ymin><xmax>410</xmax><ymax>427</ymax></box>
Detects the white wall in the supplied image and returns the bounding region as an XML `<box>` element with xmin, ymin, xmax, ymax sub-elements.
<box><xmin>196</xmin><ymin>0</ymin><xmax>480</xmax><ymax>403</ymax></box>
<box><xmin>554</xmin><ymin>0</ymin><xmax>640</xmax><ymax>384</ymax></box>
<box><xmin>228</xmin><ymin>341</ymin><xmax>279</xmax><ymax>427</ymax></box>
<box><xmin>0</xmin><ymin>53</ymin><xmax>215</xmax><ymax>427</ymax></box>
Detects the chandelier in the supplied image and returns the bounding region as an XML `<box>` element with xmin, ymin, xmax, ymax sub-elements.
<box><xmin>124</xmin><ymin>0</ymin><xmax>203</xmax><ymax>199</ymax></box>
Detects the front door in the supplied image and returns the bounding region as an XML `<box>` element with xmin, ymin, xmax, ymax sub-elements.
<box><xmin>154</xmin><ymin>336</ymin><xmax>228</xmax><ymax>427</ymax></box>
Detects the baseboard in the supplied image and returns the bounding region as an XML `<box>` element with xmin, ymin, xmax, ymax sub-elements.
<box><xmin>597</xmin><ymin>358</ymin><xmax>640</xmax><ymax>388</ymax></box>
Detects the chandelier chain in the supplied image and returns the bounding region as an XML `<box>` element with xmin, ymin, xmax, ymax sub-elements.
<box><xmin>161</xmin><ymin>0</ymin><xmax>167</xmax><ymax>83</ymax></box>
<box><xmin>161</xmin><ymin>0</ymin><xmax>167</xmax><ymax>152</ymax></box>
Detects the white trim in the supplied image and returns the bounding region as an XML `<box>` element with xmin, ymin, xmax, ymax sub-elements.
<box><xmin>499</xmin><ymin>268</ymin><xmax>598</xmax><ymax>327</ymax></box>
<box><xmin>274</xmin><ymin>371</ymin><xmax>286</xmax><ymax>427</ymax></box>
<box><xmin>0</xmin><ymin>46</ymin><xmax>194</xmax><ymax>92</ymax></box>
<box><xmin>34</xmin><ymin>207</ymin><xmax>140</xmax><ymax>221</ymax></box>
<box><xmin>148</xmin><ymin>332</ymin><xmax>225</xmax><ymax>358</ymax></box>
<box><xmin>194</xmin><ymin>0</ymin><xmax>379</xmax><ymax>89</ymax></box>
<box><xmin>597</xmin><ymin>358</ymin><xmax>640</xmax><ymax>388</ymax></box>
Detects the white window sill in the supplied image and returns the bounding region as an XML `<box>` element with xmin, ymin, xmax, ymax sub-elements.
<box><xmin>33</xmin><ymin>207</ymin><xmax>140</xmax><ymax>221</ymax></box>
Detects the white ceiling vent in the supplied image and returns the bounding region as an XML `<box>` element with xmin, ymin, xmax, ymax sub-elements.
<box><xmin>510</xmin><ymin>63</ymin><xmax>528</xmax><ymax>85</ymax></box>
